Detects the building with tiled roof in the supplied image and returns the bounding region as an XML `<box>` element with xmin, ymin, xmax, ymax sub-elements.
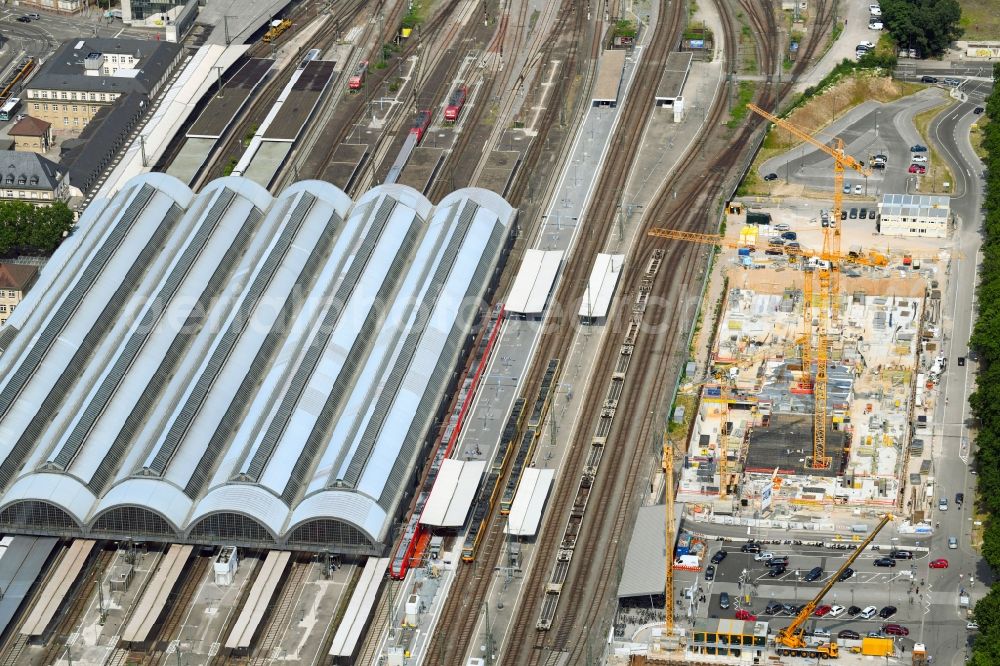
<box><xmin>0</xmin><ymin>264</ymin><xmax>38</xmax><ymax>327</ymax></box>
<box><xmin>8</xmin><ymin>116</ymin><xmax>53</xmax><ymax>154</ymax></box>
<box><xmin>0</xmin><ymin>152</ymin><xmax>68</xmax><ymax>203</ymax></box>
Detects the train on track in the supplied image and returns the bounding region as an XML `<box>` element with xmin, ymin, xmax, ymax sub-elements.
<box><xmin>389</xmin><ymin>306</ymin><xmax>506</xmax><ymax>579</ymax></box>
<box><xmin>444</xmin><ymin>85</ymin><xmax>468</xmax><ymax>122</ymax></box>
<box><xmin>410</xmin><ymin>109</ymin><xmax>432</xmax><ymax>143</ymax></box>
<box><xmin>348</xmin><ymin>61</ymin><xmax>368</xmax><ymax>91</ymax></box>
<box><xmin>262</xmin><ymin>18</ymin><xmax>292</xmax><ymax>43</ymax></box>
<box><xmin>299</xmin><ymin>49</ymin><xmax>322</xmax><ymax>69</ymax></box>
<box><xmin>462</xmin><ymin>358</ymin><xmax>561</xmax><ymax>561</ymax></box>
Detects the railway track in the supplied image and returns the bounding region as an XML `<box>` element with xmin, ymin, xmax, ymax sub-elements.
<box><xmin>247</xmin><ymin>560</ymin><xmax>311</xmax><ymax>665</ymax></box>
<box><xmin>41</xmin><ymin>547</ymin><xmax>114</xmax><ymax>665</ymax></box>
<box><xmin>140</xmin><ymin>554</ymin><xmax>211</xmax><ymax>666</ymax></box>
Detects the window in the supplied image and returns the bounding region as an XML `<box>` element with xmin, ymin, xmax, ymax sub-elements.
<box><xmin>0</xmin><ymin>306</ymin><xmax>8</xmax><ymax>314</ymax></box>
<box><xmin>1</xmin><ymin>320</ymin><xmax>6</xmax><ymax>326</ymax></box>
<box><xmin>71</xmin><ymin>106</ymin><xmax>77</xmax><ymax>112</ymax></box>
<box><xmin>42</xmin><ymin>104</ymin><xmax>48</xmax><ymax>111</ymax></box>
<box><xmin>100</xmin><ymin>93</ymin><xmax>107</xmax><ymax>101</ymax></box>
<box><xmin>32</xmin><ymin>103</ymin><xmax>39</xmax><ymax>111</ymax></box>
<box><xmin>63</xmin><ymin>117</ymin><xmax>68</xmax><ymax>126</ymax></box>
<box><xmin>59</xmin><ymin>92</ymin><xmax>67</xmax><ymax>100</ymax></box>
<box><xmin>72</xmin><ymin>118</ymin><xmax>79</xmax><ymax>126</ymax></box>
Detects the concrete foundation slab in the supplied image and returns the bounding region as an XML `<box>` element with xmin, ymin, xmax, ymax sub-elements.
<box><xmin>243</xmin><ymin>141</ymin><xmax>293</xmax><ymax>189</ymax></box>
<box><xmin>165</xmin><ymin>138</ymin><xmax>217</xmax><ymax>185</ymax></box>
<box><xmin>321</xmin><ymin>143</ymin><xmax>369</xmax><ymax>190</ymax></box>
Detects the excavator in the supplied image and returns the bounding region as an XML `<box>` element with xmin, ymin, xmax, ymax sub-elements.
<box><xmin>773</xmin><ymin>513</ymin><xmax>895</xmax><ymax>658</ymax></box>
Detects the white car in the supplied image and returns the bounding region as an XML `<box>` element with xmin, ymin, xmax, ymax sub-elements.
<box><xmin>812</xmin><ymin>628</ymin><xmax>831</xmax><ymax>638</ymax></box>
<box><xmin>911</xmin><ymin>154</ymin><xmax>928</xmax><ymax>163</ymax></box>
<box><xmin>858</xmin><ymin>41</ymin><xmax>875</xmax><ymax>50</ymax></box>
<box><xmin>754</xmin><ymin>551</ymin><xmax>775</xmax><ymax>561</ymax></box>
<box><xmin>869</xmin><ymin>21</ymin><xmax>883</xmax><ymax>30</ymax></box>
<box><xmin>854</xmin><ymin>184</ymin><xmax>863</xmax><ymax>194</ymax></box>
<box><xmin>828</xmin><ymin>605</ymin><xmax>846</xmax><ymax>618</ymax></box>
<box><xmin>869</xmin><ymin>4</ymin><xmax>881</xmax><ymax>15</ymax></box>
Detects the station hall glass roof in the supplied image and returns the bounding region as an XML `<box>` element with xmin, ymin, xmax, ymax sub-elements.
<box><xmin>0</xmin><ymin>173</ymin><xmax>515</xmax><ymax>554</ymax></box>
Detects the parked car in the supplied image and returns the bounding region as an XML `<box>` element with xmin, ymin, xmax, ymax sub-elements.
<box><xmin>829</xmin><ymin>605</ymin><xmax>847</xmax><ymax>618</ymax></box>
<box><xmin>874</xmin><ymin>557</ymin><xmax>897</xmax><ymax>567</ymax></box>
<box><xmin>735</xmin><ymin>609</ymin><xmax>757</xmax><ymax>621</ymax></box>
<box><xmin>768</xmin><ymin>566</ymin><xmax>787</xmax><ymax>577</ymax></box>
<box><xmin>868</xmin><ymin>20</ymin><xmax>883</xmax><ymax>30</ymax></box>
<box><xmin>764</xmin><ymin>172</ymin><xmax>778</xmax><ymax>181</ymax></box>
<box><xmin>741</xmin><ymin>542</ymin><xmax>761</xmax><ymax>553</ymax></box>
<box><xmin>909</xmin><ymin>164</ymin><xmax>926</xmax><ymax>174</ymax></box>
<box><xmin>912</xmin><ymin>154</ymin><xmax>928</xmax><ymax>163</ymax></box>
<box><xmin>774</xmin><ymin>223</ymin><xmax>790</xmax><ymax>231</ymax></box>
<box><xmin>939</xmin><ymin>497</ymin><xmax>949</xmax><ymax>511</ymax></box>
<box><xmin>869</xmin><ymin>4</ymin><xmax>881</xmax><ymax>14</ymax></box>
<box><xmin>958</xmin><ymin>357</ymin><xmax>966</xmax><ymax>367</ymax></box>
<box><xmin>27</xmin><ymin>12</ymin><xmax>39</xmax><ymax>18</ymax></box>
<box><xmin>891</xmin><ymin>550</ymin><xmax>914</xmax><ymax>559</ymax></box>
<box><xmin>974</xmin><ymin>107</ymin><xmax>985</xmax><ymax>115</ymax></box>
<box><xmin>859</xmin><ymin>208</ymin><xmax>868</xmax><ymax>219</ymax></box>
<box><xmin>930</xmin><ymin>558</ymin><xmax>949</xmax><ymax>569</ymax></box>
<box><xmin>842</xmin><ymin>183</ymin><xmax>851</xmax><ymax>193</ymax></box>
<box><xmin>911</xmin><ymin>144</ymin><xmax>928</xmax><ymax>152</ymax></box>
<box><xmin>781</xmin><ymin>232</ymin><xmax>797</xmax><ymax>241</ymax></box>
<box><xmin>705</xmin><ymin>565</ymin><xmax>716</xmax><ymax>580</ymax></box>
<box><xmin>754</xmin><ymin>551</ymin><xmax>775</xmax><ymax>562</ymax></box>
<box><xmin>859</xmin><ymin>606</ymin><xmax>879</xmax><ymax>619</ymax></box>
<box><xmin>840</xmin><ymin>209</ymin><xmax>848</xmax><ymax>220</ymax></box>
<box><xmin>968</xmin><ymin>622</ymin><xmax>980</xmax><ymax>630</ymax></box>
<box><xmin>765</xmin><ymin>602</ymin><xmax>783</xmax><ymax>615</ymax></box>
<box><xmin>921</xmin><ymin>75</ymin><xmax>938</xmax><ymax>83</ymax></box>
<box><xmin>949</xmin><ymin>537</ymin><xmax>958</xmax><ymax>549</ymax></box>
<box><xmin>767</xmin><ymin>556</ymin><xmax>790</xmax><ymax>567</ymax></box>
<box><xmin>16</xmin><ymin>15</ymin><xmax>30</xmax><ymax>22</ymax></box>
<box><xmin>711</xmin><ymin>550</ymin><xmax>728</xmax><ymax>564</ymax></box>
<box><xmin>782</xmin><ymin>603</ymin><xmax>797</xmax><ymax>615</ymax></box>
<box><xmin>849</xmin><ymin>207</ymin><xmax>858</xmax><ymax>219</ymax></box>
<box><xmin>847</xmin><ymin>605</ymin><xmax>863</xmax><ymax>616</ymax></box>
<box><xmin>837</xmin><ymin>567</ymin><xmax>855</xmax><ymax>582</ymax></box>
<box><xmin>805</xmin><ymin>566</ymin><xmax>823</xmax><ymax>582</ymax></box>
<box><xmin>883</xmin><ymin>623</ymin><xmax>909</xmax><ymax>636</ymax></box>
<box><xmin>858</xmin><ymin>40</ymin><xmax>875</xmax><ymax>49</ymax></box>
<box><xmin>854</xmin><ymin>184</ymin><xmax>863</xmax><ymax>194</ymax></box>
<box><xmin>838</xmin><ymin>629</ymin><xmax>861</xmax><ymax>640</ymax></box>
<box><xmin>956</xmin><ymin>492</ymin><xmax>965</xmax><ymax>505</ymax></box>
<box><xmin>812</xmin><ymin>628</ymin><xmax>831</xmax><ymax>639</ymax></box>
<box><xmin>879</xmin><ymin>606</ymin><xmax>898</xmax><ymax>619</ymax></box>
<box><xmin>720</xmin><ymin>592</ymin><xmax>731</xmax><ymax>609</ymax></box>
<box><xmin>944</xmin><ymin>77</ymin><xmax>961</xmax><ymax>86</ymax></box>
<box><xmin>814</xmin><ymin>605</ymin><xmax>833</xmax><ymax>616</ymax></box>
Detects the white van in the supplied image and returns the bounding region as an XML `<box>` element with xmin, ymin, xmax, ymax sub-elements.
<box><xmin>859</xmin><ymin>606</ymin><xmax>878</xmax><ymax>619</ymax></box>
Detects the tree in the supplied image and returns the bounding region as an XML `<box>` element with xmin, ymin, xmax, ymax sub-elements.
<box><xmin>0</xmin><ymin>200</ymin><xmax>74</xmax><ymax>257</ymax></box>
<box><xmin>879</xmin><ymin>0</ymin><xmax>963</xmax><ymax>57</ymax></box>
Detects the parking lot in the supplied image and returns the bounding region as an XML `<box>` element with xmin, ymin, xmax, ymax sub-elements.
<box><xmin>694</xmin><ymin>542</ymin><xmax>953</xmax><ymax>646</ymax></box>
<box><xmin>759</xmin><ymin>86</ymin><xmax>952</xmax><ymax>199</ymax></box>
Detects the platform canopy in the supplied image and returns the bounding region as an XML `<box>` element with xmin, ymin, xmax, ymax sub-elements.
<box><xmin>506</xmin><ymin>249</ymin><xmax>563</xmax><ymax>315</ymax></box>
<box><xmin>420</xmin><ymin>459</ymin><xmax>487</xmax><ymax>527</ymax></box>
<box><xmin>504</xmin><ymin>467</ymin><xmax>554</xmax><ymax>537</ymax></box>
<box><xmin>579</xmin><ymin>253</ymin><xmax>624</xmax><ymax>319</ymax></box>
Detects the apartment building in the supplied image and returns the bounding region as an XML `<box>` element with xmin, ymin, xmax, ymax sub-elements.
<box><xmin>0</xmin><ymin>264</ymin><xmax>38</xmax><ymax>327</ymax></box>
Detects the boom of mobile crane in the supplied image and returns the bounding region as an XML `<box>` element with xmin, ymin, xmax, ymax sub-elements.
<box><xmin>775</xmin><ymin>513</ymin><xmax>895</xmax><ymax>657</ymax></box>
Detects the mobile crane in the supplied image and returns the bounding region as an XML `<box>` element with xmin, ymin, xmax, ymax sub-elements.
<box><xmin>773</xmin><ymin>513</ymin><xmax>895</xmax><ymax>658</ymax></box>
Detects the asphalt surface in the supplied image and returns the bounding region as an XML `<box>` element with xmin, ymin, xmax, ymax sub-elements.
<box><xmin>759</xmin><ymin>87</ymin><xmax>947</xmax><ymax>197</ymax></box>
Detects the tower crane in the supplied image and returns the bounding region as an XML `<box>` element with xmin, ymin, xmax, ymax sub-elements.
<box><xmin>774</xmin><ymin>513</ymin><xmax>895</xmax><ymax>658</ymax></box>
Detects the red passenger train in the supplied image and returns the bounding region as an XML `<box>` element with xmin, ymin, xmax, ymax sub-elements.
<box><xmin>410</xmin><ymin>109</ymin><xmax>432</xmax><ymax>143</ymax></box>
<box><xmin>444</xmin><ymin>85</ymin><xmax>468</xmax><ymax>122</ymax></box>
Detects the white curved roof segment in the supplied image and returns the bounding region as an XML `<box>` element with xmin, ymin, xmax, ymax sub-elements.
<box><xmin>0</xmin><ymin>176</ymin><xmax>515</xmax><ymax>553</ymax></box>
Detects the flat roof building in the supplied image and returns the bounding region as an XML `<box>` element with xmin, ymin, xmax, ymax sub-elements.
<box><xmin>877</xmin><ymin>193</ymin><xmax>950</xmax><ymax>238</ymax></box>
<box><xmin>592</xmin><ymin>49</ymin><xmax>627</xmax><ymax>107</ymax></box>
<box><xmin>0</xmin><ymin>173</ymin><xmax>515</xmax><ymax>555</ymax></box>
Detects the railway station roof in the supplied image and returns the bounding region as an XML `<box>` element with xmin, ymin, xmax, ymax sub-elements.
<box><xmin>506</xmin><ymin>249</ymin><xmax>563</xmax><ymax>315</ymax></box>
<box><xmin>655</xmin><ymin>52</ymin><xmax>693</xmax><ymax>102</ymax></box>
<box><xmin>504</xmin><ymin>467</ymin><xmax>554</xmax><ymax>537</ymax></box>
<box><xmin>593</xmin><ymin>49</ymin><xmax>627</xmax><ymax>106</ymax></box>
<box><xmin>420</xmin><ymin>459</ymin><xmax>487</xmax><ymax>527</ymax></box>
<box><xmin>329</xmin><ymin>557</ymin><xmax>390</xmax><ymax>658</ymax></box>
<box><xmin>579</xmin><ymin>253</ymin><xmax>624</xmax><ymax>319</ymax></box>
<box><xmin>0</xmin><ymin>174</ymin><xmax>515</xmax><ymax>554</ymax></box>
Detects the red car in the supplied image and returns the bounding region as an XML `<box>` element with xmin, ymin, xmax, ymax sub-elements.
<box><xmin>735</xmin><ymin>609</ymin><xmax>757</xmax><ymax>621</ymax></box>
<box><xmin>929</xmin><ymin>558</ymin><xmax>949</xmax><ymax>569</ymax></box>
<box><xmin>882</xmin><ymin>623</ymin><xmax>909</xmax><ymax>636</ymax></box>
<box><xmin>908</xmin><ymin>164</ymin><xmax>926</xmax><ymax>174</ymax></box>
<box><xmin>814</xmin><ymin>605</ymin><xmax>833</xmax><ymax>616</ymax></box>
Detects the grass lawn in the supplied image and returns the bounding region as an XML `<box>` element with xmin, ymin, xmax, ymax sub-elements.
<box><xmin>959</xmin><ymin>0</ymin><xmax>1000</xmax><ymax>41</ymax></box>
<box><xmin>972</xmin><ymin>116</ymin><xmax>990</xmax><ymax>162</ymax></box>
<box><xmin>913</xmin><ymin>101</ymin><xmax>957</xmax><ymax>194</ymax></box>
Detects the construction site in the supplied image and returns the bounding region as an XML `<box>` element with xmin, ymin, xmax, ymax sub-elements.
<box><xmin>608</xmin><ymin>104</ymin><xmax>959</xmax><ymax>665</ymax></box>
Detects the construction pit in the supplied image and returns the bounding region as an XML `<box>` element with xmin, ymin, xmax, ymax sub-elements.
<box><xmin>676</xmin><ymin>199</ymin><xmax>954</xmax><ymax>531</ymax></box>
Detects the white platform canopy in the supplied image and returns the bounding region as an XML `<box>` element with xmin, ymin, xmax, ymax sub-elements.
<box><xmin>504</xmin><ymin>467</ymin><xmax>554</xmax><ymax>537</ymax></box>
<box><xmin>506</xmin><ymin>249</ymin><xmax>563</xmax><ymax>315</ymax></box>
<box><xmin>420</xmin><ymin>459</ymin><xmax>487</xmax><ymax>527</ymax></box>
<box><xmin>579</xmin><ymin>253</ymin><xmax>624</xmax><ymax>320</ymax></box>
